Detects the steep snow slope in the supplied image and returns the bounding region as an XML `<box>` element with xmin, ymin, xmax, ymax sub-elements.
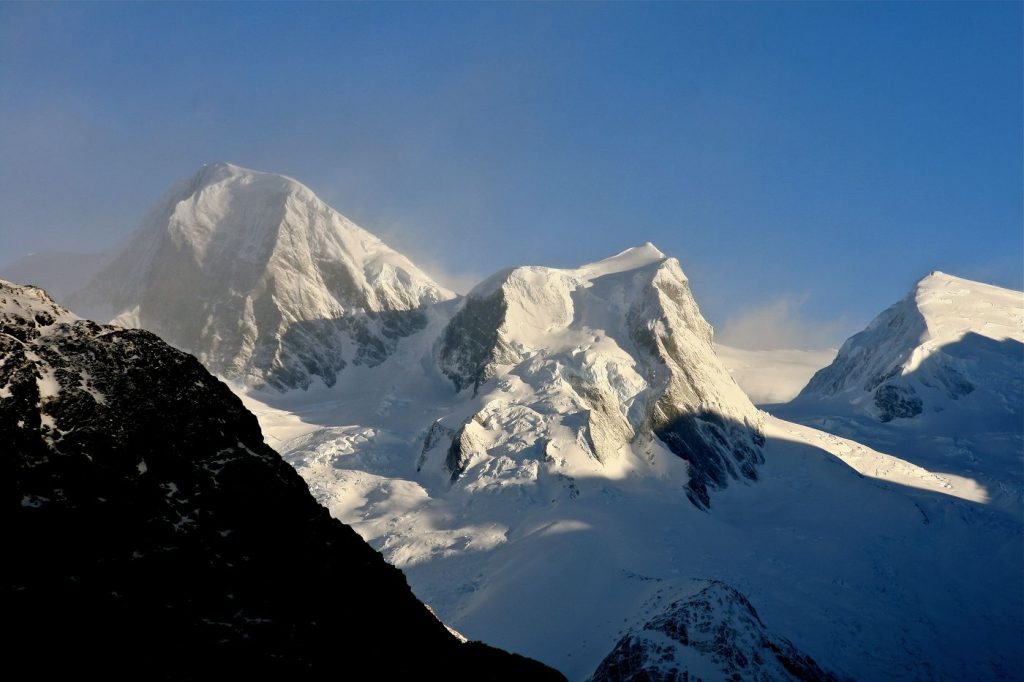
<box><xmin>69</xmin><ymin>162</ymin><xmax>453</xmax><ymax>389</ymax></box>
<box><xmin>237</xmin><ymin>252</ymin><xmax>1021</xmax><ymax>681</ymax></box>
<box><xmin>781</xmin><ymin>272</ymin><xmax>1024</xmax><ymax>512</ymax></box>
<box><xmin>794</xmin><ymin>272</ymin><xmax>1022</xmax><ymax>423</ymax></box>
<box><xmin>2</xmin><ymin>280</ymin><xmax>561</xmax><ymax>680</ymax></box>
<box><xmin>715</xmin><ymin>344</ymin><xmax>837</xmax><ymax>404</ymax></box>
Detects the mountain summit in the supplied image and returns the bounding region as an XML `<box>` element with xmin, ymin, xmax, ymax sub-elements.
<box><xmin>70</xmin><ymin>162</ymin><xmax>454</xmax><ymax>389</ymax></box>
<box><xmin>781</xmin><ymin>271</ymin><xmax>1024</xmax><ymax>512</ymax></box>
<box><xmin>795</xmin><ymin>271</ymin><xmax>1023</xmax><ymax>424</ymax></box>
<box><xmin>431</xmin><ymin>244</ymin><xmax>765</xmax><ymax>508</ymax></box>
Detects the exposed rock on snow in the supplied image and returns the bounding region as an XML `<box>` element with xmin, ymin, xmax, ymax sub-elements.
<box><xmin>2</xmin><ymin>279</ymin><xmax>562</xmax><ymax>680</ymax></box>
<box><xmin>591</xmin><ymin>580</ymin><xmax>840</xmax><ymax>682</ymax></box>
<box><xmin>68</xmin><ymin>162</ymin><xmax>453</xmax><ymax>390</ymax></box>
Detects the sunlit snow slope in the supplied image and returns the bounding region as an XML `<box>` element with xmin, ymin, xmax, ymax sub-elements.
<box><xmin>70</xmin><ymin>165</ymin><xmax>1020</xmax><ymax>681</ymax></box>
<box><xmin>69</xmin><ymin>162</ymin><xmax>453</xmax><ymax>389</ymax></box>
<box><xmin>781</xmin><ymin>272</ymin><xmax>1024</xmax><ymax>513</ymax></box>
<box><xmin>431</xmin><ymin>243</ymin><xmax>765</xmax><ymax>509</ymax></box>
<box><xmin>240</xmin><ymin>256</ymin><xmax>1021</xmax><ymax>681</ymax></box>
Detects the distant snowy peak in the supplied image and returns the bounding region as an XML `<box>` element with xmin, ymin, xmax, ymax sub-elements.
<box><xmin>69</xmin><ymin>162</ymin><xmax>454</xmax><ymax>390</ymax></box>
<box><xmin>796</xmin><ymin>272</ymin><xmax>1023</xmax><ymax>423</ymax></box>
<box><xmin>592</xmin><ymin>580</ymin><xmax>840</xmax><ymax>682</ymax></box>
<box><xmin>152</xmin><ymin>162</ymin><xmax>452</xmax><ymax>310</ymax></box>
<box><xmin>431</xmin><ymin>244</ymin><xmax>763</xmax><ymax>509</ymax></box>
<box><xmin>578</xmin><ymin>241</ymin><xmax>668</xmax><ymax>278</ymax></box>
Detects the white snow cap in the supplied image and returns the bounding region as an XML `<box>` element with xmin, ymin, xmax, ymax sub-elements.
<box><xmin>577</xmin><ymin>242</ymin><xmax>668</xmax><ymax>278</ymax></box>
<box><xmin>68</xmin><ymin>162</ymin><xmax>456</xmax><ymax>389</ymax></box>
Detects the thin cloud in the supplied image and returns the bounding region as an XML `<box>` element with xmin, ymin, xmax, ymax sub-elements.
<box><xmin>366</xmin><ymin>219</ymin><xmax>484</xmax><ymax>296</ymax></box>
<box><xmin>715</xmin><ymin>296</ymin><xmax>848</xmax><ymax>351</ymax></box>
<box><xmin>413</xmin><ymin>259</ymin><xmax>483</xmax><ymax>296</ymax></box>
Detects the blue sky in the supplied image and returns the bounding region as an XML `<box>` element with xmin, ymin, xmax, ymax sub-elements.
<box><xmin>1</xmin><ymin>2</ymin><xmax>1020</xmax><ymax>347</ymax></box>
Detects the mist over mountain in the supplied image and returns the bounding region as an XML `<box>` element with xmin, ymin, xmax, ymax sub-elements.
<box><xmin>0</xmin><ymin>250</ymin><xmax>110</xmax><ymax>300</ymax></box>
<box><xmin>69</xmin><ymin>162</ymin><xmax>454</xmax><ymax>390</ymax></box>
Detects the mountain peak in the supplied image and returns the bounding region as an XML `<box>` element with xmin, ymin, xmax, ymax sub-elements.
<box><xmin>69</xmin><ymin>165</ymin><xmax>455</xmax><ymax>389</ymax></box>
<box><xmin>796</xmin><ymin>270</ymin><xmax>1023</xmax><ymax>423</ymax></box>
<box><xmin>434</xmin><ymin>243</ymin><xmax>762</xmax><ymax>508</ymax></box>
<box><xmin>913</xmin><ymin>270</ymin><xmax>1020</xmax><ymax>303</ymax></box>
<box><xmin>194</xmin><ymin>160</ymin><xmax>284</xmax><ymax>181</ymax></box>
<box><xmin>577</xmin><ymin>242</ymin><xmax>668</xmax><ymax>279</ymax></box>
<box><xmin>179</xmin><ymin>161</ymin><xmax>310</xmax><ymax>202</ymax></box>
<box><xmin>914</xmin><ymin>270</ymin><xmax>971</xmax><ymax>292</ymax></box>
<box><xmin>202</xmin><ymin>160</ymin><xmax>244</xmax><ymax>172</ymax></box>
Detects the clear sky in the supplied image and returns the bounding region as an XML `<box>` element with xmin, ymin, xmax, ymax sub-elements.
<box><xmin>1</xmin><ymin>2</ymin><xmax>1021</xmax><ymax>348</ymax></box>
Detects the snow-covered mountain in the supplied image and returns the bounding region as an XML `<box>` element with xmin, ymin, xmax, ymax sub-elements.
<box><xmin>429</xmin><ymin>243</ymin><xmax>765</xmax><ymax>509</ymax></box>
<box><xmin>793</xmin><ymin>272</ymin><xmax>1022</xmax><ymax>424</ymax></box>
<box><xmin>52</xmin><ymin>162</ymin><xmax>1022</xmax><ymax>679</ymax></box>
<box><xmin>69</xmin><ymin>162</ymin><xmax>454</xmax><ymax>389</ymax></box>
<box><xmin>2</xmin><ymin>279</ymin><xmax>561</xmax><ymax>679</ymax></box>
<box><xmin>591</xmin><ymin>580</ymin><xmax>840</xmax><ymax>681</ymax></box>
<box><xmin>780</xmin><ymin>272</ymin><xmax>1024</xmax><ymax>513</ymax></box>
<box><xmin>239</xmin><ymin>250</ymin><xmax>1021</xmax><ymax>680</ymax></box>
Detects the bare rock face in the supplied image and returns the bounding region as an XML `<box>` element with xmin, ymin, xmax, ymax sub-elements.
<box><xmin>592</xmin><ymin>580</ymin><xmax>841</xmax><ymax>682</ymax></box>
<box><xmin>438</xmin><ymin>288</ymin><xmax>518</xmax><ymax>395</ymax></box>
<box><xmin>68</xmin><ymin>162</ymin><xmax>454</xmax><ymax>390</ymax></box>
<box><xmin>2</xmin><ymin>280</ymin><xmax>562</xmax><ymax>681</ymax></box>
<box><xmin>430</xmin><ymin>244</ymin><xmax>764</xmax><ymax>508</ymax></box>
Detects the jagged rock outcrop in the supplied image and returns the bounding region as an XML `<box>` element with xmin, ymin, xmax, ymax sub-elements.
<box><xmin>68</xmin><ymin>162</ymin><xmax>453</xmax><ymax>390</ymax></box>
<box><xmin>2</xmin><ymin>280</ymin><xmax>562</xmax><ymax>680</ymax></box>
<box><xmin>591</xmin><ymin>580</ymin><xmax>841</xmax><ymax>682</ymax></box>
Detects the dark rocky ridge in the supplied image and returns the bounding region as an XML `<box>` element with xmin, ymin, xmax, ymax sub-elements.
<box><xmin>2</xmin><ymin>281</ymin><xmax>562</xmax><ymax>680</ymax></box>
